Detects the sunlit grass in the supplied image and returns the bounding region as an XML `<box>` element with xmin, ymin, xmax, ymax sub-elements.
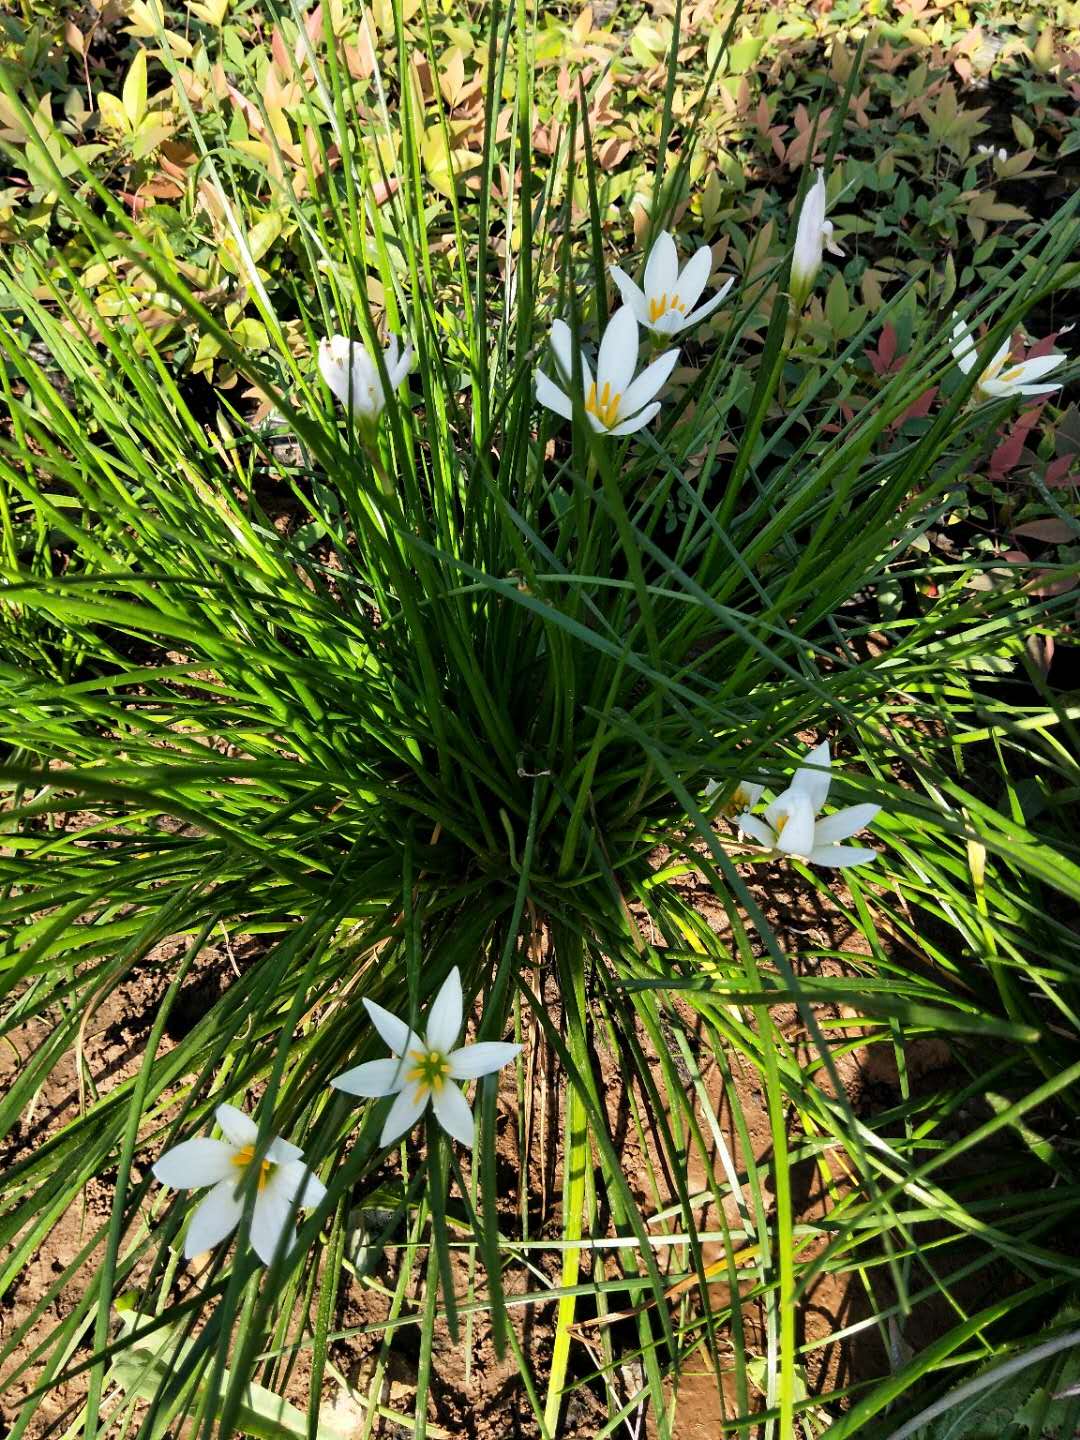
<box><xmin>1</xmin><ymin>5</ymin><xmax>1079</xmax><ymax>1438</ymax></box>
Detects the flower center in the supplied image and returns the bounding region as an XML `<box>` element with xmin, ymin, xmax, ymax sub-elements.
<box><xmin>585</xmin><ymin>380</ymin><xmax>622</xmax><ymax>429</ymax></box>
<box><xmin>719</xmin><ymin>784</ymin><xmax>751</xmax><ymax>820</ymax></box>
<box><xmin>774</xmin><ymin>812</ymin><xmax>788</xmax><ymax>836</ymax></box>
<box><xmin>648</xmin><ymin>291</ymin><xmax>685</xmax><ymax>323</ymax></box>
<box><xmin>406</xmin><ymin>1048</ymin><xmax>450</xmax><ymax>1094</ymax></box>
<box><xmin>980</xmin><ymin>351</ymin><xmax>1015</xmax><ymax>387</ymax></box>
<box><xmin>231</xmin><ymin>1145</ymin><xmax>272</xmax><ymax>1190</ymax></box>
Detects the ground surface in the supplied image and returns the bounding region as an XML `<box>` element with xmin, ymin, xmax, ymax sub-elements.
<box><xmin>0</xmin><ymin>863</ymin><xmax>1008</xmax><ymax>1439</ymax></box>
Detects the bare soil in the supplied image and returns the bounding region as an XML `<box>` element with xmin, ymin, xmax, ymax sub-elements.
<box><xmin>0</xmin><ymin>861</ymin><xmax>1018</xmax><ymax>1439</ymax></box>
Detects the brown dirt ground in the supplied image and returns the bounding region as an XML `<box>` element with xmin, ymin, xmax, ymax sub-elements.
<box><xmin>0</xmin><ymin>857</ymin><xmax>1027</xmax><ymax>1440</ymax></box>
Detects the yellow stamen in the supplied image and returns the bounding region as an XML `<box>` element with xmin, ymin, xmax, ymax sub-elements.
<box><xmin>999</xmin><ymin>365</ymin><xmax>1024</xmax><ymax>383</ymax></box>
<box><xmin>719</xmin><ymin>785</ymin><xmax>750</xmax><ymax>820</ymax></box>
<box><xmin>981</xmin><ymin>352</ymin><xmax>1011</xmax><ymax>385</ymax></box>
<box><xmin>585</xmin><ymin>381</ymin><xmax>622</xmax><ymax>429</ymax></box>
<box><xmin>775</xmin><ymin>813</ymin><xmax>788</xmax><ymax>835</ymax></box>
<box><xmin>231</xmin><ymin>1145</ymin><xmax>272</xmax><ymax>1190</ymax></box>
<box><xmin>406</xmin><ymin>1048</ymin><xmax>450</xmax><ymax>1094</ymax></box>
<box><xmin>647</xmin><ymin>291</ymin><xmax>685</xmax><ymax>324</ymax></box>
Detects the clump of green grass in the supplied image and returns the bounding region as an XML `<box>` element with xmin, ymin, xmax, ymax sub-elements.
<box><xmin>1</xmin><ymin>8</ymin><xmax>1080</xmax><ymax>1438</ymax></box>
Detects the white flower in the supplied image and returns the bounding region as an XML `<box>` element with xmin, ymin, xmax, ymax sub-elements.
<box><xmin>535</xmin><ymin>307</ymin><xmax>679</xmax><ymax>436</ymax></box>
<box><xmin>318</xmin><ymin>332</ymin><xmax>414</xmax><ymax>424</ymax></box>
<box><xmin>609</xmin><ymin>230</ymin><xmax>734</xmax><ymax>336</ymax></box>
<box><xmin>152</xmin><ymin>1103</ymin><xmax>327</xmax><ymax>1266</ymax></box>
<box><xmin>331</xmin><ymin>968</ymin><xmax>521</xmax><ymax>1149</ymax></box>
<box><xmin>704</xmin><ymin>777</ymin><xmax>764</xmax><ymax>821</ymax></box>
<box><xmin>976</xmin><ymin>144</ymin><xmax>1008</xmax><ymax>163</ymax></box>
<box><xmin>951</xmin><ymin>315</ymin><xmax>1066</xmax><ymax>402</ymax></box>
<box><xmin>737</xmin><ymin>740</ymin><xmax>880</xmax><ymax>869</ymax></box>
<box><xmin>790</xmin><ymin>170</ymin><xmax>844</xmax><ymax>308</ymax></box>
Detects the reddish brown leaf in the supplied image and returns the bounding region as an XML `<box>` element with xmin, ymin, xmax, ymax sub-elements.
<box><xmin>1025</xmin><ymin>632</ymin><xmax>1055</xmax><ymax>673</ymax></box>
<box><xmin>866</xmin><ymin>321</ymin><xmax>899</xmax><ymax>376</ymax></box>
<box><xmin>345</xmin><ymin>26</ymin><xmax>376</xmax><ymax>80</ymax></box>
<box><xmin>140</xmin><ymin>174</ymin><xmax>184</xmax><ymax>199</ymax></box>
<box><xmin>989</xmin><ymin>409</ymin><xmax>1041</xmax><ymax>478</ymax></box>
<box><xmin>304</xmin><ymin>4</ymin><xmax>325</xmax><ymax>45</ymax></box>
<box><xmin>372</xmin><ymin>177</ymin><xmax>399</xmax><ymax>206</ymax></box>
<box><xmin>890</xmin><ymin>386</ymin><xmax>938</xmax><ymax>429</ymax></box>
<box><xmin>1033</xmin><ymin>574</ymin><xmax>1077</xmax><ymax>599</ymax></box>
<box><xmin>1045</xmin><ymin>455</ymin><xmax>1076</xmax><ymax>488</ymax></box>
<box><xmin>227</xmin><ymin>83</ymin><xmax>269</xmax><ymax>141</ymax></box>
<box><xmin>1027</xmin><ymin>330</ymin><xmax>1069</xmax><ymax>359</ymax></box>
<box><xmin>1012</xmin><ymin>518</ymin><xmax>1076</xmax><ymax>543</ymax></box>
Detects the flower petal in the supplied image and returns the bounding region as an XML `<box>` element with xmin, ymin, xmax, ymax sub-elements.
<box><xmin>791</xmin><ymin>171</ymin><xmax>827</xmax><ymax>295</ymax></box>
<box><xmin>216</xmin><ymin>1104</ymin><xmax>257</xmax><ymax>1149</ymax></box>
<box><xmin>184</xmin><ymin>1177</ymin><xmax>243</xmax><ymax>1259</ymax></box>
<box><xmin>596</xmin><ymin>306</ymin><xmax>639</xmax><ymax>397</ymax></box>
<box><xmin>950</xmin><ymin>315</ymin><xmax>977</xmax><ymax>373</ymax></box>
<box><xmin>426</xmin><ymin>968</ymin><xmax>463</xmax><ymax>1053</ymax></box>
<box><xmin>379</xmin><ymin>1084</ymin><xmax>429</xmax><ymax>1148</ymax></box>
<box><xmin>618</xmin><ymin>346</ymin><xmax>680</xmax><ymax>420</ymax></box>
<box><xmin>388</xmin><ymin>339</ymin><xmax>415</xmax><ymax>391</ymax></box>
<box><xmin>681</xmin><ymin>276</ymin><xmax>734</xmax><ymax>328</ymax></box>
<box><xmin>813</xmin><ymin>803</ymin><xmax>881</xmax><ymax>845</ymax></box>
<box><xmin>806</xmin><ymin>844</ymin><xmax>878</xmax><ymax>869</ymax></box>
<box><xmin>272</xmin><ymin>1160</ymin><xmax>327</xmax><ymax>1210</ymax></box>
<box><xmin>318</xmin><ymin>336</ymin><xmax>353</xmax><ymax>404</ymax></box>
<box><xmin>448</xmin><ymin>1041</ymin><xmax>522</xmax><ymax>1081</ymax></box>
<box><xmin>431</xmin><ymin>1080</ymin><xmax>476</xmax><ymax>1147</ymax></box>
<box><xmin>653</xmin><ymin>309</ymin><xmax>687</xmax><ymax>336</ymax></box>
<box><xmin>609</xmin><ymin>266</ymin><xmax>649</xmax><ymax>325</ymax></box>
<box><xmin>350</xmin><ymin>347</ymin><xmax>383</xmax><ymax>417</ymax></box>
<box><xmin>331</xmin><ymin>1056</ymin><xmax>409</xmax><ymax>1097</ymax></box>
<box><xmin>535</xmin><ymin>369</ymin><xmax>573</xmax><ymax>420</ymax></box>
<box><xmin>550</xmin><ymin>319</ymin><xmax>581</xmax><ymax>387</ymax></box>
<box><xmin>250</xmin><ymin>1183</ymin><xmax>295</xmax><ymax>1267</ymax></box>
<box><xmin>768</xmin><ymin>789</ymin><xmax>816</xmax><ymax>857</ymax></box>
<box><xmin>363</xmin><ymin>998</ymin><xmax>422</xmax><ymax>1057</ymax></box>
<box><xmin>644</xmin><ymin>230</ymin><xmax>679</xmax><ymax>301</ymax></box>
<box><xmin>790</xmin><ymin>740</ymin><xmax>831</xmax><ymax>813</ymax></box>
<box><xmin>609</xmin><ymin>401</ymin><xmax>660</xmax><ymax>436</ymax></box>
<box><xmin>266</xmin><ymin>1136</ymin><xmax>304</xmax><ymax>1164</ymax></box>
<box><xmin>1001</xmin><ymin>353</ymin><xmax>1067</xmax><ymax>384</ymax></box>
<box><xmin>153</xmin><ymin>1138</ymin><xmax>236</xmax><ymax>1190</ymax></box>
<box><xmin>674</xmin><ymin>244</ymin><xmax>713</xmax><ymax>314</ymax></box>
<box><xmin>740</xmin><ymin>781</ymin><xmax>765</xmax><ymax>809</ymax></box>
<box><xmin>738</xmin><ymin>813</ymin><xmax>777</xmax><ymax>850</ymax></box>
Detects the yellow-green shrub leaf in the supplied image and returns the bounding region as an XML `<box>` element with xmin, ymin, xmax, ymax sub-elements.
<box><xmin>123</xmin><ymin>49</ymin><xmax>148</xmax><ymax>131</ymax></box>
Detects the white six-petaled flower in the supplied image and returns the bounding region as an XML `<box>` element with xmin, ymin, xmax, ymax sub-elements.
<box><xmin>318</xmin><ymin>332</ymin><xmax>414</xmax><ymax>425</ymax></box>
<box><xmin>331</xmin><ymin>967</ymin><xmax>521</xmax><ymax>1149</ymax></box>
<box><xmin>790</xmin><ymin>170</ymin><xmax>844</xmax><ymax>309</ymax></box>
<box><xmin>152</xmin><ymin>1103</ymin><xmax>327</xmax><ymax>1266</ymax></box>
<box><xmin>609</xmin><ymin>230</ymin><xmax>734</xmax><ymax>337</ymax></box>
<box><xmin>951</xmin><ymin>314</ymin><xmax>1067</xmax><ymax>403</ymax></box>
<box><xmin>535</xmin><ymin>307</ymin><xmax>679</xmax><ymax>436</ymax></box>
<box><xmin>704</xmin><ymin>776</ymin><xmax>764</xmax><ymax>820</ymax></box>
<box><xmin>734</xmin><ymin>741</ymin><xmax>880</xmax><ymax>869</ymax></box>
